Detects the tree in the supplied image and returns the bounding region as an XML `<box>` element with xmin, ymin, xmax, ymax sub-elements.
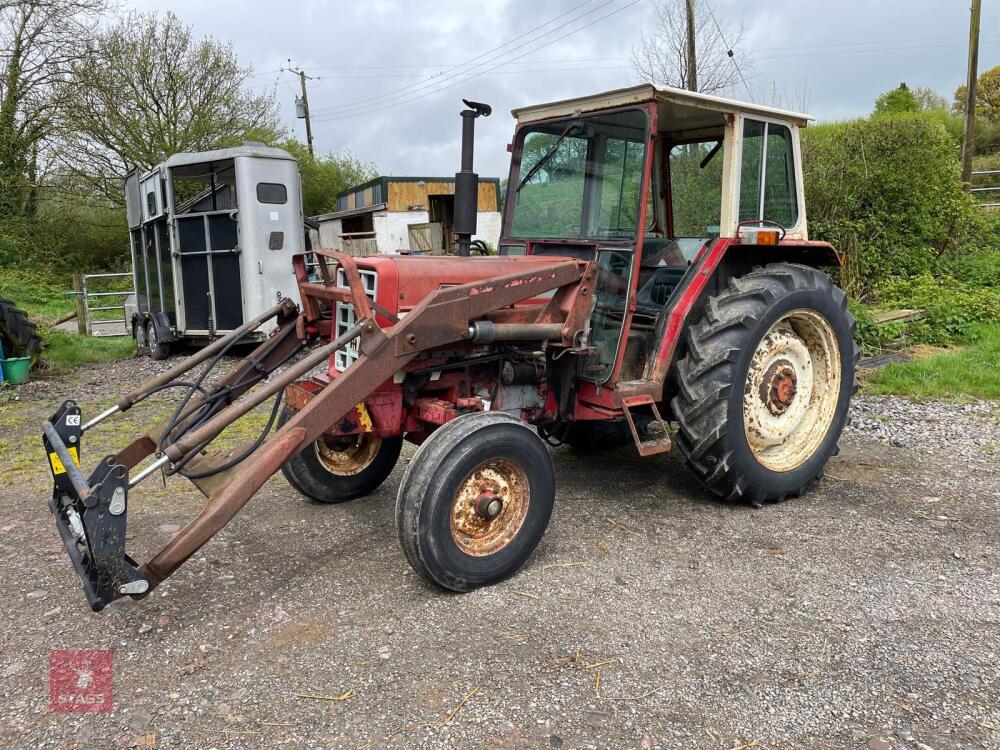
<box><xmin>60</xmin><ymin>11</ymin><xmax>282</xmax><ymax>202</ymax></box>
<box><xmin>913</xmin><ymin>86</ymin><xmax>949</xmax><ymax>112</ymax></box>
<box><xmin>0</xmin><ymin>0</ymin><xmax>107</xmax><ymax>220</ymax></box>
<box><xmin>631</xmin><ymin>0</ymin><xmax>753</xmax><ymax>95</ymax></box>
<box><xmin>954</xmin><ymin>65</ymin><xmax>1000</xmax><ymax>122</ymax></box>
<box><xmin>873</xmin><ymin>83</ymin><xmax>920</xmax><ymax>116</ymax></box>
<box><xmin>279</xmin><ymin>140</ymin><xmax>377</xmax><ymax>216</ymax></box>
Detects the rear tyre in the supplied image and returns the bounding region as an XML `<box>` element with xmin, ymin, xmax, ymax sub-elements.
<box><xmin>670</xmin><ymin>263</ymin><xmax>859</xmax><ymax>505</ymax></box>
<box><xmin>0</xmin><ymin>296</ymin><xmax>42</xmax><ymax>367</ymax></box>
<box><xmin>278</xmin><ymin>407</ymin><xmax>402</xmax><ymax>504</ymax></box>
<box><xmin>396</xmin><ymin>411</ymin><xmax>555</xmax><ymax>592</ymax></box>
<box><xmin>146</xmin><ymin>320</ymin><xmax>170</xmax><ymax>360</ymax></box>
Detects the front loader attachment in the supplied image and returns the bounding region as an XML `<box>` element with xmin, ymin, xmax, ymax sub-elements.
<box><xmin>43</xmin><ymin>252</ymin><xmax>585</xmax><ymax>611</ymax></box>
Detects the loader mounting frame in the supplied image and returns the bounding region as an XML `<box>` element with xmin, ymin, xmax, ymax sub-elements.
<box><xmin>43</xmin><ymin>252</ymin><xmax>586</xmax><ymax>611</ymax></box>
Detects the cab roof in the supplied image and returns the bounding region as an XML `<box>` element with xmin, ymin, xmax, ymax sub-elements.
<box><xmin>511</xmin><ymin>84</ymin><xmax>813</xmax><ymax>128</ymax></box>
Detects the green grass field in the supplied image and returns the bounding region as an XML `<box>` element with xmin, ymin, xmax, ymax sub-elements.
<box><xmin>38</xmin><ymin>329</ymin><xmax>135</xmax><ymax>375</ymax></box>
<box><xmin>2</xmin><ymin>266</ymin><xmax>135</xmax><ymax>375</ymax></box>
<box><xmin>864</xmin><ymin>326</ymin><xmax>1000</xmax><ymax>401</ymax></box>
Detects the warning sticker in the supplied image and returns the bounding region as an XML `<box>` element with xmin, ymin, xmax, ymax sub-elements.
<box><xmin>49</xmin><ymin>447</ymin><xmax>80</xmax><ymax>476</ymax></box>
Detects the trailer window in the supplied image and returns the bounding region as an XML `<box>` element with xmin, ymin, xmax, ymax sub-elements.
<box><xmin>257</xmin><ymin>182</ymin><xmax>287</xmax><ymax>204</ymax></box>
<box><xmin>739</xmin><ymin>120</ymin><xmax>798</xmax><ymax>229</ymax></box>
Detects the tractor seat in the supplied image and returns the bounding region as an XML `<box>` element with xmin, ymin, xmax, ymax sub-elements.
<box><xmin>635</xmin><ymin>238</ymin><xmax>691</xmax><ymax>318</ymax></box>
<box><xmin>640</xmin><ymin>238</ymin><xmax>686</xmax><ymax>268</ymax></box>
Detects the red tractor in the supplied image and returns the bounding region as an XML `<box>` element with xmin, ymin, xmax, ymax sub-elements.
<box><xmin>43</xmin><ymin>85</ymin><xmax>857</xmax><ymax>610</ymax></box>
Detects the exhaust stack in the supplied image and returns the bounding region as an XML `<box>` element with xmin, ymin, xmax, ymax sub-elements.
<box><xmin>454</xmin><ymin>99</ymin><xmax>491</xmax><ymax>256</ymax></box>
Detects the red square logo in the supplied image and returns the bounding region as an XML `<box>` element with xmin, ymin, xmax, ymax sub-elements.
<box><xmin>49</xmin><ymin>650</ymin><xmax>112</xmax><ymax>713</ymax></box>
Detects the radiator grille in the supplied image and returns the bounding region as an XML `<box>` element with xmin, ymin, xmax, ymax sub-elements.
<box><xmin>334</xmin><ymin>267</ymin><xmax>377</xmax><ymax>371</ymax></box>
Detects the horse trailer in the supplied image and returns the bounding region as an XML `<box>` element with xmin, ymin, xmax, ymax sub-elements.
<box><xmin>124</xmin><ymin>144</ymin><xmax>305</xmax><ymax>358</ymax></box>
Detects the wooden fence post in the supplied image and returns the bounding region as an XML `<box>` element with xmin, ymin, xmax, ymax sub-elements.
<box><xmin>73</xmin><ymin>274</ymin><xmax>87</xmax><ymax>336</ymax></box>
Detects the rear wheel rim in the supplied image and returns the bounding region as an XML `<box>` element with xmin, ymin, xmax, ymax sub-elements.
<box><xmin>450</xmin><ymin>458</ymin><xmax>531</xmax><ymax>557</ymax></box>
<box><xmin>315</xmin><ymin>433</ymin><xmax>382</xmax><ymax>476</ymax></box>
<box><xmin>743</xmin><ymin>309</ymin><xmax>841</xmax><ymax>472</ymax></box>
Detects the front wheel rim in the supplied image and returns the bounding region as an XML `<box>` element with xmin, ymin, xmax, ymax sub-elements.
<box><xmin>314</xmin><ymin>433</ymin><xmax>382</xmax><ymax>476</ymax></box>
<box><xmin>450</xmin><ymin>458</ymin><xmax>531</xmax><ymax>557</ymax></box>
<box><xmin>743</xmin><ymin>309</ymin><xmax>842</xmax><ymax>472</ymax></box>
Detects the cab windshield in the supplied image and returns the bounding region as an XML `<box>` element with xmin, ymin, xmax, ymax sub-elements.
<box><xmin>509</xmin><ymin>108</ymin><xmax>648</xmax><ymax>242</ymax></box>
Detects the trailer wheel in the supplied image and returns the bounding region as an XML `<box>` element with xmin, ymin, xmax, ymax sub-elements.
<box><xmin>396</xmin><ymin>411</ymin><xmax>555</xmax><ymax>592</ymax></box>
<box><xmin>0</xmin><ymin>295</ymin><xmax>42</xmax><ymax>367</ymax></box>
<box><xmin>145</xmin><ymin>320</ymin><xmax>170</xmax><ymax>360</ymax></box>
<box><xmin>134</xmin><ymin>317</ymin><xmax>148</xmax><ymax>350</ymax></box>
<box><xmin>278</xmin><ymin>407</ymin><xmax>402</xmax><ymax>503</ymax></box>
<box><xmin>670</xmin><ymin>263</ymin><xmax>859</xmax><ymax>505</ymax></box>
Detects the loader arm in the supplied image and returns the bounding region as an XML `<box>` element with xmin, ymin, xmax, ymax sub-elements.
<box><xmin>42</xmin><ymin>252</ymin><xmax>586</xmax><ymax>610</ymax></box>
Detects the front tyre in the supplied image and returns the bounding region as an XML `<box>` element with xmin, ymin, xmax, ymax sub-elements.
<box><xmin>670</xmin><ymin>263</ymin><xmax>859</xmax><ymax>505</ymax></box>
<box><xmin>278</xmin><ymin>407</ymin><xmax>402</xmax><ymax>503</ymax></box>
<box><xmin>395</xmin><ymin>411</ymin><xmax>555</xmax><ymax>592</ymax></box>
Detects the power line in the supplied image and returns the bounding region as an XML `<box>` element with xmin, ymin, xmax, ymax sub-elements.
<box><xmin>311</xmin><ymin>0</ymin><xmax>643</xmax><ymax>124</ymax></box>
<box><xmin>755</xmin><ymin>39</ymin><xmax>1000</xmax><ymax>61</ymax></box>
<box><xmin>279</xmin><ymin>65</ymin><xmax>632</xmax><ymax>81</ymax></box>
<box><xmin>752</xmin><ymin>33</ymin><xmax>1000</xmax><ymax>54</ymax></box>
<box><xmin>304</xmin><ymin>57</ymin><xmax>631</xmax><ymax>71</ymax></box>
<box><xmin>703</xmin><ymin>0</ymin><xmax>753</xmax><ymax>101</ymax></box>
<box><xmin>309</xmin><ymin>0</ymin><xmax>614</xmax><ymax>116</ymax></box>
<box><xmin>309</xmin><ymin>0</ymin><xmax>607</xmax><ymax>115</ymax></box>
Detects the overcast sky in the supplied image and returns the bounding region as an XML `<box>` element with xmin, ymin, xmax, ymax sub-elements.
<box><xmin>126</xmin><ymin>0</ymin><xmax>999</xmax><ymax>180</ymax></box>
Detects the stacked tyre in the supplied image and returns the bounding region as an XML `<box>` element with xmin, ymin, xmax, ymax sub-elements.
<box><xmin>0</xmin><ymin>295</ymin><xmax>42</xmax><ymax>367</ymax></box>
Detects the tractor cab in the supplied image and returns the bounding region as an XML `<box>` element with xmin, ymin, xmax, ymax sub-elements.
<box><xmin>501</xmin><ymin>85</ymin><xmax>827</xmax><ymax>397</ymax></box>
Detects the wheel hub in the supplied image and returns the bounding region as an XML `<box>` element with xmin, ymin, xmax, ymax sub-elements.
<box><xmin>451</xmin><ymin>459</ymin><xmax>530</xmax><ymax>557</ymax></box>
<box><xmin>760</xmin><ymin>359</ymin><xmax>798</xmax><ymax>414</ymax></box>
<box><xmin>476</xmin><ymin>492</ymin><xmax>504</xmax><ymax>519</ymax></box>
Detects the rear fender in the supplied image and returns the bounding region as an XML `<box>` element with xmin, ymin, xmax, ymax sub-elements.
<box><xmin>645</xmin><ymin>238</ymin><xmax>842</xmax><ymax>393</ymax></box>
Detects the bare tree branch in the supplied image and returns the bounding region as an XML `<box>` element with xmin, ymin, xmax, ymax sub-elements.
<box><xmin>631</xmin><ymin>0</ymin><xmax>754</xmax><ymax>97</ymax></box>
<box><xmin>0</xmin><ymin>0</ymin><xmax>109</xmax><ymax>218</ymax></box>
<box><xmin>58</xmin><ymin>10</ymin><xmax>282</xmax><ymax>203</ymax></box>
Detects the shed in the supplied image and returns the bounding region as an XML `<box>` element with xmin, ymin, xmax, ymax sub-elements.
<box><xmin>312</xmin><ymin>176</ymin><xmax>503</xmax><ymax>255</ymax></box>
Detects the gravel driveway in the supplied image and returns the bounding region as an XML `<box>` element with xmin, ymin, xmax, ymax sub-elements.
<box><xmin>0</xmin><ymin>357</ymin><xmax>997</xmax><ymax>749</ymax></box>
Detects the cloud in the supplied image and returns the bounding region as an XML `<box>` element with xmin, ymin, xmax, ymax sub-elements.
<box><xmin>124</xmin><ymin>0</ymin><xmax>999</xmax><ymax>179</ymax></box>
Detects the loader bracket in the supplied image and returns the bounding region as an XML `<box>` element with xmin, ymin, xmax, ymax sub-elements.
<box><xmin>45</xmin><ymin>401</ymin><xmax>146</xmax><ymax>612</ymax></box>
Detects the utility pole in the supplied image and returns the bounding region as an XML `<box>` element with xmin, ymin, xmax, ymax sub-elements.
<box><xmin>287</xmin><ymin>62</ymin><xmax>315</xmax><ymax>157</ymax></box>
<box><xmin>685</xmin><ymin>0</ymin><xmax>698</xmax><ymax>92</ymax></box>
<box><xmin>961</xmin><ymin>0</ymin><xmax>982</xmax><ymax>190</ymax></box>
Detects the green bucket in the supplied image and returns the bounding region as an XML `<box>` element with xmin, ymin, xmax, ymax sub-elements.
<box><xmin>1</xmin><ymin>356</ymin><xmax>31</xmax><ymax>385</ymax></box>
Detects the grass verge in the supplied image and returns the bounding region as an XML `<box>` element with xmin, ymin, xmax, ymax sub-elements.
<box><xmin>3</xmin><ymin>265</ymin><xmax>136</xmax><ymax>375</ymax></box>
<box><xmin>864</xmin><ymin>326</ymin><xmax>1000</xmax><ymax>400</ymax></box>
<box><xmin>38</xmin><ymin>329</ymin><xmax>136</xmax><ymax>375</ymax></box>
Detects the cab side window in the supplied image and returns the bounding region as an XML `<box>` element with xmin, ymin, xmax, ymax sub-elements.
<box><xmin>739</xmin><ymin>120</ymin><xmax>798</xmax><ymax>229</ymax></box>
